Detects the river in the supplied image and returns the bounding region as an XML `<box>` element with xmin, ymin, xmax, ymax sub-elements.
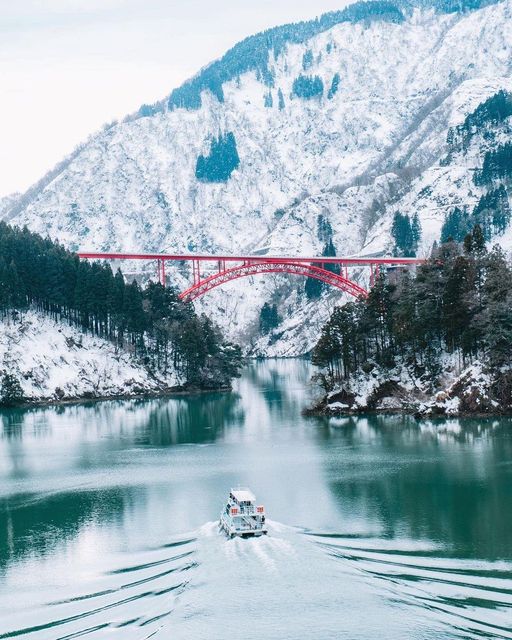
<box><xmin>1</xmin><ymin>359</ymin><xmax>511</xmax><ymax>639</ymax></box>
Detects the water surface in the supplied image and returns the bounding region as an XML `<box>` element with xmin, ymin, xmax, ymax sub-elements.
<box><xmin>1</xmin><ymin>359</ymin><xmax>511</xmax><ymax>639</ymax></box>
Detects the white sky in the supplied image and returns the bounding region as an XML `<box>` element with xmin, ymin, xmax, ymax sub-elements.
<box><xmin>0</xmin><ymin>0</ymin><xmax>350</xmax><ymax>198</ymax></box>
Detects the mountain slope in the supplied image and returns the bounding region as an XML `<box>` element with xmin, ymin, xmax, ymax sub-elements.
<box><xmin>0</xmin><ymin>311</ymin><xmax>181</xmax><ymax>404</ymax></box>
<box><xmin>5</xmin><ymin>0</ymin><xmax>512</xmax><ymax>355</ymax></box>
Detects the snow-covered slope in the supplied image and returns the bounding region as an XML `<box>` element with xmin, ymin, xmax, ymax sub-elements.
<box><xmin>5</xmin><ymin>0</ymin><xmax>512</xmax><ymax>355</ymax></box>
<box><xmin>0</xmin><ymin>311</ymin><xmax>181</xmax><ymax>404</ymax></box>
<box><xmin>0</xmin><ymin>193</ymin><xmax>20</xmax><ymax>218</ymax></box>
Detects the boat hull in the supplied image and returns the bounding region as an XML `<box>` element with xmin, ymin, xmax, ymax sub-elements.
<box><xmin>219</xmin><ymin>515</ymin><xmax>268</xmax><ymax>539</ymax></box>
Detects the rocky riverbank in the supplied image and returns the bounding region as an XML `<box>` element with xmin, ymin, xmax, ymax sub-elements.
<box><xmin>306</xmin><ymin>360</ymin><xmax>512</xmax><ymax>418</ymax></box>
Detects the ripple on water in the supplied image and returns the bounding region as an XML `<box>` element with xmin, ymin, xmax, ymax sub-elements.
<box><xmin>0</xmin><ymin>535</ymin><xmax>198</xmax><ymax>640</ymax></box>
<box><xmin>307</xmin><ymin>530</ymin><xmax>512</xmax><ymax>640</ymax></box>
<box><xmin>1</xmin><ymin>525</ymin><xmax>512</xmax><ymax>640</ymax></box>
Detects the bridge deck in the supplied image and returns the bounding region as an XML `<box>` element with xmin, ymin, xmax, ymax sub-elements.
<box><xmin>77</xmin><ymin>252</ymin><xmax>425</xmax><ymax>266</ymax></box>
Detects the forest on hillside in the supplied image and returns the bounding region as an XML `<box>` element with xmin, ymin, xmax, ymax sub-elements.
<box><xmin>0</xmin><ymin>222</ymin><xmax>242</xmax><ymax>395</ymax></box>
<box><xmin>311</xmin><ymin>225</ymin><xmax>512</xmax><ymax>410</ymax></box>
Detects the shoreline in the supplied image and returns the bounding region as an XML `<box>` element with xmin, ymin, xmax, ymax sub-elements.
<box><xmin>302</xmin><ymin>405</ymin><xmax>511</xmax><ymax>419</ymax></box>
<box><xmin>0</xmin><ymin>384</ymin><xmax>233</xmax><ymax>411</ymax></box>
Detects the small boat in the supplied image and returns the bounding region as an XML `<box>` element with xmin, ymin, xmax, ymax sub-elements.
<box><xmin>219</xmin><ymin>488</ymin><xmax>268</xmax><ymax>538</ymax></box>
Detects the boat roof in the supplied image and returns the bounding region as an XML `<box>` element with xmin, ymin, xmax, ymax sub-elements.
<box><xmin>231</xmin><ymin>488</ymin><xmax>256</xmax><ymax>502</ymax></box>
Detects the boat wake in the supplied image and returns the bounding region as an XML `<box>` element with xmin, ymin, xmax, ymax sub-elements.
<box><xmin>304</xmin><ymin>530</ymin><xmax>512</xmax><ymax>640</ymax></box>
<box><xmin>2</xmin><ymin>523</ymin><xmax>511</xmax><ymax>640</ymax></box>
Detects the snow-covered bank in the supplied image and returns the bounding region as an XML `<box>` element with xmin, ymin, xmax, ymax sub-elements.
<box><xmin>308</xmin><ymin>359</ymin><xmax>512</xmax><ymax>417</ymax></box>
<box><xmin>0</xmin><ymin>311</ymin><xmax>185</xmax><ymax>406</ymax></box>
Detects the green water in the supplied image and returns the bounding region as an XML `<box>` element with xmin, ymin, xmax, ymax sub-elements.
<box><xmin>1</xmin><ymin>359</ymin><xmax>511</xmax><ymax>639</ymax></box>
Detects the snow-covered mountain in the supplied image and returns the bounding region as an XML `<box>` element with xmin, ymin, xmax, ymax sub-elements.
<box><xmin>4</xmin><ymin>0</ymin><xmax>512</xmax><ymax>355</ymax></box>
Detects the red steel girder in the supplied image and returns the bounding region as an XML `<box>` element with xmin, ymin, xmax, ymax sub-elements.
<box><xmin>77</xmin><ymin>252</ymin><xmax>425</xmax><ymax>301</ymax></box>
<box><xmin>179</xmin><ymin>261</ymin><xmax>368</xmax><ymax>302</ymax></box>
<box><xmin>77</xmin><ymin>252</ymin><xmax>425</xmax><ymax>267</ymax></box>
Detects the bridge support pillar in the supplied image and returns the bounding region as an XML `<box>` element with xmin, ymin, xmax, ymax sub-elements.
<box><xmin>157</xmin><ymin>259</ymin><xmax>166</xmax><ymax>286</ymax></box>
<box><xmin>192</xmin><ymin>260</ymin><xmax>201</xmax><ymax>285</ymax></box>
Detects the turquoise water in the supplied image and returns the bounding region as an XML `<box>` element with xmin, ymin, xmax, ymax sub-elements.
<box><xmin>1</xmin><ymin>359</ymin><xmax>511</xmax><ymax>639</ymax></box>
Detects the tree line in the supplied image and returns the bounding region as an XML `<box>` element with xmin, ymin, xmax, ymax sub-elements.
<box><xmin>312</xmin><ymin>225</ymin><xmax>512</xmax><ymax>402</ymax></box>
<box><xmin>0</xmin><ymin>222</ymin><xmax>242</xmax><ymax>389</ymax></box>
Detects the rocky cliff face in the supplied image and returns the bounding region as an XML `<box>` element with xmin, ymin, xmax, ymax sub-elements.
<box><xmin>4</xmin><ymin>0</ymin><xmax>512</xmax><ymax>355</ymax></box>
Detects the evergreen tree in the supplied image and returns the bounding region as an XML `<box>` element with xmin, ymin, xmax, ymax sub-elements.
<box><xmin>472</xmin><ymin>185</ymin><xmax>511</xmax><ymax>239</ymax></box>
<box><xmin>411</xmin><ymin>213</ymin><xmax>421</xmax><ymax>248</ymax></box>
<box><xmin>322</xmin><ymin>239</ymin><xmax>340</xmax><ymax>275</ymax></box>
<box><xmin>442</xmin><ymin>255</ymin><xmax>474</xmax><ymax>354</ymax></box>
<box><xmin>302</xmin><ymin>49</ymin><xmax>313</xmax><ymax>70</ymax></box>
<box><xmin>259</xmin><ymin>302</ymin><xmax>280</xmax><ymax>334</ymax></box>
<box><xmin>391</xmin><ymin>212</ymin><xmax>418</xmax><ymax>256</ymax></box>
<box><xmin>195</xmin><ymin>132</ymin><xmax>240</xmax><ymax>182</ymax></box>
<box><xmin>446</xmin><ymin>90</ymin><xmax>512</xmax><ymax>153</ymax></box>
<box><xmin>327</xmin><ymin>73</ymin><xmax>340</xmax><ymax>99</ymax></box>
<box><xmin>0</xmin><ymin>222</ymin><xmax>243</xmax><ymax>389</ymax></box>
<box><xmin>474</xmin><ymin>142</ymin><xmax>512</xmax><ymax>186</ymax></box>
<box><xmin>305</xmin><ymin>275</ymin><xmax>323</xmax><ymax>299</ymax></box>
<box><xmin>441</xmin><ymin>207</ymin><xmax>471</xmax><ymax>243</ymax></box>
<box><xmin>317</xmin><ymin>215</ymin><xmax>333</xmax><ymax>243</ymax></box>
<box><xmin>0</xmin><ymin>373</ymin><xmax>25</xmax><ymax>407</ymax></box>
<box><xmin>124</xmin><ymin>281</ymin><xmax>146</xmax><ymax>336</ymax></box>
<box><xmin>277</xmin><ymin>88</ymin><xmax>285</xmax><ymax>111</ymax></box>
<box><xmin>292</xmin><ymin>75</ymin><xmax>324</xmax><ymax>99</ymax></box>
<box><xmin>478</xmin><ymin>246</ymin><xmax>512</xmax><ymax>367</ymax></box>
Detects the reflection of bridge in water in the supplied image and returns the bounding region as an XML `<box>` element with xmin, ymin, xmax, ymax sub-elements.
<box><xmin>77</xmin><ymin>252</ymin><xmax>426</xmax><ymax>302</ymax></box>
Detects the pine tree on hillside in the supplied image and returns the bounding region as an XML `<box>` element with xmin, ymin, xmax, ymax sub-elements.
<box><xmin>195</xmin><ymin>132</ymin><xmax>240</xmax><ymax>183</ymax></box>
<box><xmin>305</xmin><ymin>275</ymin><xmax>323</xmax><ymax>299</ymax></box>
<box><xmin>292</xmin><ymin>75</ymin><xmax>324</xmax><ymax>99</ymax></box>
<box><xmin>492</xmin><ymin>185</ymin><xmax>511</xmax><ymax>233</ymax></box>
<box><xmin>474</xmin><ymin>142</ymin><xmax>512</xmax><ymax>186</ymax></box>
<box><xmin>412</xmin><ymin>213</ymin><xmax>421</xmax><ymax>249</ymax></box>
<box><xmin>259</xmin><ymin>302</ymin><xmax>280</xmax><ymax>334</ymax></box>
<box><xmin>0</xmin><ymin>222</ymin><xmax>242</xmax><ymax>388</ymax></box>
<box><xmin>442</xmin><ymin>255</ymin><xmax>475</xmax><ymax>355</ymax></box>
<box><xmin>480</xmin><ymin>246</ymin><xmax>512</xmax><ymax>367</ymax></box>
<box><xmin>277</xmin><ymin>88</ymin><xmax>285</xmax><ymax>110</ymax></box>
<box><xmin>124</xmin><ymin>281</ymin><xmax>146</xmax><ymax>336</ymax></box>
<box><xmin>392</xmin><ymin>212</ymin><xmax>418</xmax><ymax>256</ymax></box>
<box><xmin>322</xmin><ymin>239</ymin><xmax>340</xmax><ymax>275</ymax></box>
<box><xmin>0</xmin><ymin>373</ymin><xmax>25</xmax><ymax>407</ymax></box>
<box><xmin>441</xmin><ymin>207</ymin><xmax>471</xmax><ymax>243</ymax></box>
<box><xmin>327</xmin><ymin>73</ymin><xmax>340</xmax><ymax>99</ymax></box>
<box><xmin>316</xmin><ymin>215</ymin><xmax>333</xmax><ymax>243</ymax></box>
<box><xmin>302</xmin><ymin>49</ymin><xmax>313</xmax><ymax>70</ymax></box>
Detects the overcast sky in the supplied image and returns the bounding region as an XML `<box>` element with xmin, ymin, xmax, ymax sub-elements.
<box><xmin>0</xmin><ymin>0</ymin><xmax>350</xmax><ymax>198</ymax></box>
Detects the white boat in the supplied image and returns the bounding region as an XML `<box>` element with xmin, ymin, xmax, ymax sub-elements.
<box><xmin>219</xmin><ymin>488</ymin><xmax>268</xmax><ymax>538</ymax></box>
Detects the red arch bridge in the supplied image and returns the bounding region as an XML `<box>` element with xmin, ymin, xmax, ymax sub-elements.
<box><xmin>77</xmin><ymin>253</ymin><xmax>425</xmax><ymax>302</ymax></box>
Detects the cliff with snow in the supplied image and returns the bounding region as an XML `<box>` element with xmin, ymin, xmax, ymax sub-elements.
<box><xmin>3</xmin><ymin>0</ymin><xmax>512</xmax><ymax>355</ymax></box>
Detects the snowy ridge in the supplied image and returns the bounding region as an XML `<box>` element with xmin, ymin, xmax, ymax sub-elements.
<box><xmin>4</xmin><ymin>0</ymin><xmax>512</xmax><ymax>355</ymax></box>
<box><xmin>0</xmin><ymin>311</ymin><xmax>182</xmax><ymax>404</ymax></box>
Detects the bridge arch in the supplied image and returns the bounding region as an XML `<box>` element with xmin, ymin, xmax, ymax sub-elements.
<box><xmin>179</xmin><ymin>261</ymin><xmax>368</xmax><ymax>302</ymax></box>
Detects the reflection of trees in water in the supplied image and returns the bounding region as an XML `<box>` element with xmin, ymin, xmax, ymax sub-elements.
<box><xmin>0</xmin><ymin>487</ymin><xmax>127</xmax><ymax>569</ymax></box>
<box><xmin>133</xmin><ymin>392</ymin><xmax>244</xmax><ymax>446</ymax></box>
<box><xmin>317</xmin><ymin>415</ymin><xmax>512</xmax><ymax>559</ymax></box>
<box><xmin>0</xmin><ymin>392</ymin><xmax>244</xmax><ymax>451</ymax></box>
<box><xmin>242</xmin><ymin>358</ymin><xmax>314</xmax><ymax>419</ymax></box>
<box><xmin>0</xmin><ymin>392</ymin><xmax>244</xmax><ymax>570</ymax></box>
